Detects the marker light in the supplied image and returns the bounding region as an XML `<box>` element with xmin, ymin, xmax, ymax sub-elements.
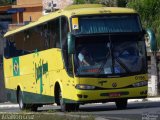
<box><xmin>132</xmin><ymin>81</ymin><xmax>148</xmax><ymax>87</ymax></box>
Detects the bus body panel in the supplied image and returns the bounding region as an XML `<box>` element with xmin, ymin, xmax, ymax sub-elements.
<box><xmin>4</xmin><ymin>49</ymin><xmax>67</xmax><ymax>103</ymax></box>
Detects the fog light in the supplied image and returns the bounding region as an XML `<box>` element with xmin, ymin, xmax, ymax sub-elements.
<box><xmin>140</xmin><ymin>91</ymin><xmax>144</xmax><ymax>95</ymax></box>
<box><xmin>77</xmin><ymin>94</ymin><xmax>82</xmax><ymax>98</ymax></box>
<box><xmin>144</xmin><ymin>90</ymin><xmax>148</xmax><ymax>94</ymax></box>
<box><xmin>83</xmin><ymin>95</ymin><xmax>88</xmax><ymax>98</ymax></box>
<box><xmin>140</xmin><ymin>90</ymin><xmax>148</xmax><ymax>95</ymax></box>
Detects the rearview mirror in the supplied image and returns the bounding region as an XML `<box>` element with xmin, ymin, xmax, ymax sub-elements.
<box><xmin>146</xmin><ymin>29</ymin><xmax>157</xmax><ymax>52</ymax></box>
<box><xmin>68</xmin><ymin>33</ymin><xmax>75</xmax><ymax>54</ymax></box>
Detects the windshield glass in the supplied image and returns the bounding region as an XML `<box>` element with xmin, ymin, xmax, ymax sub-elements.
<box><xmin>74</xmin><ymin>34</ymin><xmax>146</xmax><ymax>77</ymax></box>
<box><xmin>72</xmin><ymin>14</ymin><xmax>142</xmax><ymax>34</ymax></box>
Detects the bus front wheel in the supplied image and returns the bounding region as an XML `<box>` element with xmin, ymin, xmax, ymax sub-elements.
<box><xmin>59</xmin><ymin>88</ymin><xmax>79</xmax><ymax>112</ymax></box>
<box><xmin>115</xmin><ymin>99</ymin><xmax>128</xmax><ymax>110</ymax></box>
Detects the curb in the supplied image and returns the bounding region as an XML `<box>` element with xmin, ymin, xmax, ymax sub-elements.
<box><xmin>0</xmin><ymin>104</ymin><xmax>19</xmax><ymax>108</ymax></box>
<box><xmin>95</xmin><ymin>117</ymin><xmax>110</xmax><ymax>120</ymax></box>
<box><xmin>128</xmin><ymin>97</ymin><xmax>160</xmax><ymax>102</ymax></box>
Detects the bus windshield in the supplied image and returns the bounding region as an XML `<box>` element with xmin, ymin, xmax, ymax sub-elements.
<box><xmin>74</xmin><ymin>34</ymin><xmax>147</xmax><ymax>77</ymax></box>
<box><xmin>72</xmin><ymin>14</ymin><xmax>142</xmax><ymax>34</ymax></box>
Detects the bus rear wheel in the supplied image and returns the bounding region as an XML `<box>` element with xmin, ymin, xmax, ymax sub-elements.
<box><xmin>115</xmin><ymin>99</ymin><xmax>128</xmax><ymax>110</ymax></box>
<box><xmin>18</xmin><ymin>90</ymin><xmax>27</xmax><ymax>110</ymax></box>
<box><xmin>18</xmin><ymin>90</ymin><xmax>38</xmax><ymax>111</ymax></box>
<box><xmin>59</xmin><ymin>88</ymin><xmax>79</xmax><ymax>112</ymax></box>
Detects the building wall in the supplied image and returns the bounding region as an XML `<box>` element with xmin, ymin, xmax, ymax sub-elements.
<box><xmin>43</xmin><ymin>0</ymin><xmax>73</xmax><ymax>12</ymax></box>
<box><xmin>12</xmin><ymin>0</ymin><xmax>43</xmax><ymax>23</ymax></box>
<box><xmin>12</xmin><ymin>13</ymin><xmax>18</xmax><ymax>23</ymax></box>
<box><xmin>23</xmin><ymin>7</ymin><xmax>42</xmax><ymax>22</ymax></box>
<box><xmin>16</xmin><ymin>0</ymin><xmax>42</xmax><ymax>6</ymax></box>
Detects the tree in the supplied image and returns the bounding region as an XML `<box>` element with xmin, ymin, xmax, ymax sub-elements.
<box><xmin>117</xmin><ymin>0</ymin><xmax>127</xmax><ymax>7</ymax></box>
<box><xmin>0</xmin><ymin>0</ymin><xmax>16</xmax><ymax>6</ymax></box>
<box><xmin>73</xmin><ymin>0</ymin><xmax>128</xmax><ymax>7</ymax></box>
<box><xmin>73</xmin><ymin>0</ymin><xmax>99</xmax><ymax>4</ymax></box>
<box><xmin>127</xmin><ymin>0</ymin><xmax>160</xmax><ymax>48</ymax></box>
<box><xmin>99</xmin><ymin>0</ymin><xmax>116</xmax><ymax>7</ymax></box>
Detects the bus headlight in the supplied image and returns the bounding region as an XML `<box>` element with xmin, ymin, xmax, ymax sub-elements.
<box><xmin>132</xmin><ymin>81</ymin><xmax>148</xmax><ymax>87</ymax></box>
<box><xmin>75</xmin><ymin>84</ymin><xmax>96</xmax><ymax>90</ymax></box>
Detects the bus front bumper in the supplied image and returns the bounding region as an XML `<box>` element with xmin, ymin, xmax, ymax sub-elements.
<box><xmin>70</xmin><ymin>86</ymin><xmax>148</xmax><ymax>104</ymax></box>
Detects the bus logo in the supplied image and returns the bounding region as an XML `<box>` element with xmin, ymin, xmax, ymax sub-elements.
<box><xmin>12</xmin><ymin>57</ymin><xmax>20</xmax><ymax>76</ymax></box>
<box><xmin>35</xmin><ymin>60</ymin><xmax>48</xmax><ymax>94</ymax></box>
<box><xmin>112</xmin><ymin>83</ymin><xmax>117</xmax><ymax>88</ymax></box>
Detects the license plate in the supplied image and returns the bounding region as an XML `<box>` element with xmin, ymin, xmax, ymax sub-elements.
<box><xmin>109</xmin><ymin>93</ymin><xmax>121</xmax><ymax>97</ymax></box>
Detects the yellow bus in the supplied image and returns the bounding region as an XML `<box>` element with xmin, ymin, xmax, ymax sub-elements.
<box><xmin>3</xmin><ymin>4</ymin><xmax>150</xmax><ymax>111</ymax></box>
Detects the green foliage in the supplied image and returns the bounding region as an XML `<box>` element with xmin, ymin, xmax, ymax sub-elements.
<box><xmin>65</xmin><ymin>4</ymin><xmax>105</xmax><ymax>10</ymax></box>
<box><xmin>73</xmin><ymin>0</ymin><xmax>128</xmax><ymax>7</ymax></box>
<box><xmin>99</xmin><ymin>0</ymin><xmax>116</xmax><ymax>6</ymax></box>
<box><xmin>117</xmin><ymin>0</ymin><xmax>127</xmax><ymax>7</ymax></box>
<box><xmin>73</xmin><ymin>0</ymin><xmax>99</xmax><ymax>4</ymax></box>
<box><xmin>0</xmin><ymin>0</ymin><xmax>16</xmax><ymax>6</ymax></box>
<box><xmin>73</xmin><ymin>0</ymin><xmax>85</xmax><ymax>4</ymax></box>
<box><xmin>127</xmin><ymin>0</ymin><xmax>160</xmax><ymax>49</ymax></box>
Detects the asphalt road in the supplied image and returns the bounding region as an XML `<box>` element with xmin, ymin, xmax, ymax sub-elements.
<box><xmin>0</xmin><ymin>101</ymin><xmax>160</xmax><ymax>120</ymax></box>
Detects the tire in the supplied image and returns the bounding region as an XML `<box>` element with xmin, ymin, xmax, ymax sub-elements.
<box><xmin>18</xmin><ymin>90</ymin><xmax>38</xmax><ymax>111</ymax></box>
<box><xmin>115</xmin><ymin>99</ymin><xmax>128</xmax><ymax>110</ymax></box>
<box><xmin>18</xmin><ymin>90</ymin><xmax>27</xmax><ymax>110</ymax></box>
<box><xmin>55</xmin><ymin>86</ymin><xmax>60</xmax><ymax>106</ymax></box>
<box><xmin>59</xmin><ymin>88</ymin><xmax>79</xmax><ymax>112</ymax></box>
<box><xmin>59</xmin><ymin>88</ymin><xmax>68</xmax><ymax>112</ymax></box>
<box><xmin>70</xmin><ymin>104</ymin><xmax>79</xmax><ymax>111</ymax></box>
<box><xmin>30</xmin><ymin>104</ymin><xmax>38</xmax><ymax>112</ymax></box>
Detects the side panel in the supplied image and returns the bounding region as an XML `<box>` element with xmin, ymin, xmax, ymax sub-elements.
<box><xmin>3</xmin><ymin>48</ymin><xmax>69</xmax><ymax>104</ymax></box>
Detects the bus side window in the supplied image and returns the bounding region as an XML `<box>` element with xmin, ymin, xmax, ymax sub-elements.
<box><xmin>41</xmin><ymin>23</ymin><xmax>50</xmax><ymax>49</ymax></box>
<box><xmin>48</xmin><ymin>19</ymin><xmax>60</xmax><ymax>48</ymax></box>
<box><xmin>4</xmin><ymin>40</ymin><xmax>11</xmax><ymax>58</ymax></box>
<box><xmin>4</xmin><ymin>36</ymin><xmax>22</xmax><ymax>58</ymax></box>
<box><xmin>61</xmin><ymin>17</ymin><xmax>69</xmax><ymax>49</ymax></box>
<box><xmin>24</xmin><ymin>26</ymin><xmax>45</xmax><ymax>52</ymax></box>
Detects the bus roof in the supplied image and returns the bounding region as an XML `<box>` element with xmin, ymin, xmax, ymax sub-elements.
<box><xmin>4</xmin><ymin>4</ymin><xmax>137</xmax><ymax>38</ymax></box>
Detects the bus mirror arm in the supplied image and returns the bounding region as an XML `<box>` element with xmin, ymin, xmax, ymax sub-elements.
<box><xmin>146</xmin><ymin>29</ymin><xmax>157</xmax><ymax>52</ymax></box>
<box><xmin>68</xmin><ymin>33</ymin><xmax>75</xmax><ymax>54</ymax></box>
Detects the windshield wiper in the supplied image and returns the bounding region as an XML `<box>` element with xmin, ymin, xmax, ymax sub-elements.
<box><xmin>114</xmin><ymin>57</ymin><xmax>131</xmax><ymax>73</ymax></box>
